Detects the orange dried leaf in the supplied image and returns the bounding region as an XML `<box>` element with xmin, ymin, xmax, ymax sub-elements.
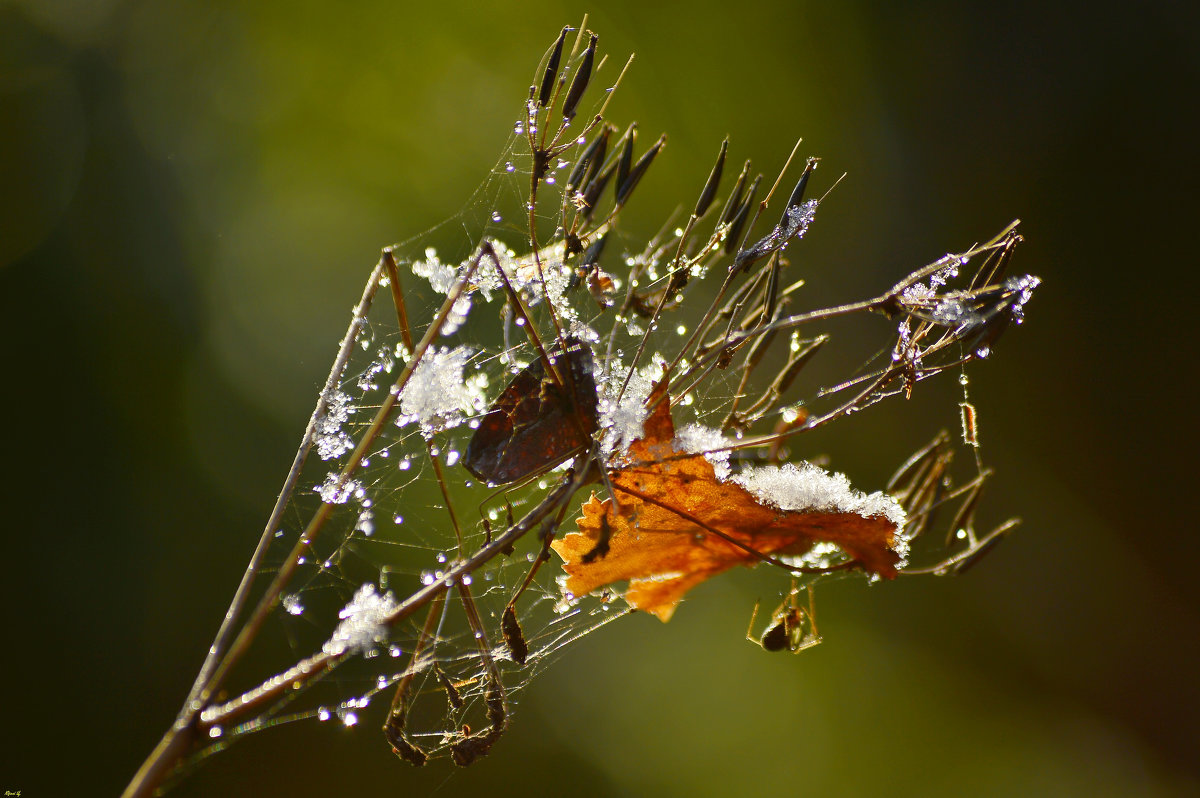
<box><xmin>552</xmin><ymin>384</ymin><xmax>904</xmax><ymax>621</ymax></box>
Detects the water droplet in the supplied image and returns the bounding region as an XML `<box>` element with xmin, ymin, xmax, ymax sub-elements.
<box><xmin>389</xmin><ymin>644</ymin><xmax>402</xmax><ymax>657</ymax></box>
<box><xmin>421</xmin><ymin>572</ymin><xmax>435</xmax><ymax>586</ymax></box>
<box><xmin>399</xmin><ymin>458</ymin><xmax>411</xmax><ymax>471</ymax></box>
<box><xmin>491</xmin><ymin>211</ymin><xmax>503</xmax><ymax>223</ymax></box>
<box><xmin>504</xmin><ymin>161</ymin><xmax>515</xmax><ymax>173</ymax></box>
<box><xmin>545</xmin><ymin>176</ymin><xmax>556</xmax><ymax>185</ymax></box>
<box><xmin>676</xmin><ymin>324</ymin><xmax>687</xmax><ymax>336</ymax></box>
<box><xmin>208</xmin><ymin>725</ymin><xmax>223</xmax><ymax>738</ymax></box>
<box><xmin>445</xmin><ymin>449</ymin><xmax>460</xmax><ymax>466</ymax></box>
<box><xmin>436</xmin><ymin>552</ymin><xmax>447</xmax><ymax>563</ymax></box>
<box><xmin>318</xmin><ymin>708</ymin><xmax>331</xmax><ymax>721</ymax></box>
<box><xmin>461</xmin><ymin>574</ymin><xmax>472</xmax><ymax>585</ymax></box>
<box><xmin>392</xmin><ymin>514</ymin><xmax>404</xmax><ymax>524</ymax></box>
<box><xmin>342</xmin><ymin>711</ymin><xmax>358</xmax><ymax>727</ymax></box>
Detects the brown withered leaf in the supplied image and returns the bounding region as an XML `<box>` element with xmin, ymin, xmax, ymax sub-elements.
<box><xmin>551</xmin><ymin>383</ymin><xmax>903</xmax><ymax>621</ymax></box>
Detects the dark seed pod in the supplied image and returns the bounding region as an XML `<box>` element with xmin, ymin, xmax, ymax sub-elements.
<box><xmin>580</xmin><ymin>160</ymin><xmax>616</xmax><ymax>220</ymax></box>
<box><xmin>539</xmin><ymin>27</ymin><xmax>569</xmax><ymax>108</ymax></box>
<box><xmin>562</xmin><ymin>33</ymin><xmax>598</xmax><ymax>122</ymax></box>
<box><xmin>566</xmin><ymin>125</ymin><xmax>611</xmax><ymax>191</ymax></box>
<box><xmin>723</xmin><ymin>174</ymin><xmax>761</xmax><ymax>256</ymax></box>
<box><xmin>779</xmin><ymin>157</ymin><xmax>819</xmax><ymax>223</ymax></box>
<box><xmin>763</xmin><ymin>251</ymin><xmax>782</xmax><ymax>321</ymax></box>
<box><xmin>616</xmin><ymin>124</ymin><xmax>636</xmax><ymax>192</ymax></box>
<box><xmin>719</xmin><ymin>160</ymin><xmax>751</xmax><ymax>226</ymax></box>
<box><xmin>616</xmin><ymin>133</ymin><xmax>666</xmax><ymax>207</ymax></box>
<box><xmin>694</xmin><ymin>138</ymin><xmax>728</xmax><ymax>218</ymax></box>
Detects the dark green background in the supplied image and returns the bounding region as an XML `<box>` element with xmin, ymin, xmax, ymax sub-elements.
<box><xmin>2</xmin><ymin>1</ymin><xmax>1197</xmax><ymax>795</ymax></box>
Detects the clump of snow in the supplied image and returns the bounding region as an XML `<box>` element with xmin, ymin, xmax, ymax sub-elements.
<box><xmin>317</xmin><ymin>473</ymin><xmax>363</xmax><ymax>504</ymax></box>
<box><xmin>323</xmin><ymin>584</ymin><xmax>397</xmax><ymax>656</ymax></box>
<box><xmin>597</xmin><ymin>354</ymin><xmax>666</xmax><ymax>462</ymax></box>
<box><xmin>674</xmin><ymin>423</ymin><xmax>733</xmax><ymax>479</ymax></box>
<box><xmin>733</xmin><ymin>461</ymin><xmax>907</xmax><ymax>530</ymax></box>
<box><xmin>398</xmin><ymin>345</ymin><xmax>485</xmax><ymax>437</ymax></box>
<box><xmin>314</xmin><ymin>389</ymin><xmax>355</xmax><ymax>461</ymax></box>
<box><xmin>412</xmin><ymin>247</ymin><xmax>455</xmax><ymax>293</ymax></box>
<box><xmin>410</xmin><ymin>247</ymin><xmax>474</xmax><ymax>336</ymax></box>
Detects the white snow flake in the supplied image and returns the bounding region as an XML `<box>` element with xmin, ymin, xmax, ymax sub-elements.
<box><xmin>323</xmin><ymin>584</ymin><xmax>398</xmax><ymax>656</ymax></box>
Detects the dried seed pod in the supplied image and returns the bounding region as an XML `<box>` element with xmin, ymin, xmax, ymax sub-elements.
<box><xmin>563</xmin><ymin>33</ymin><xmax>597</xmax><ymax>122</ymax></box>
<box><xmin>616</xmin><ymin>133</ymin><xmax>666</xmax><ymax>207</ymax></box>
<box><xmin>720</xmin><ymin>160</ymin><xmax>752</xmax><ymax>225</ymax></box>
<box><xmin>781</xmin><ymin>156</ymin><xmax>818</xmax><ymax>213</ymax></box>
<box><xmin>566</xmin><ymin>125</ymin><xmax>611</xmax><ymax>191</ymax></box>
<box><xmin>580</xmin><ymin>159</ymin><xmax>616</xmax><ymax>219</ymax></box>
<box><xmin>539</xmin><ymin>27</ymin><xmax>569</xmax><ymax>108</ymax></box>
<box><xmin>616</xmin><ymin>124</ymin><xmax>636</xmax><ymax>191</ymax></box>
<box><xmin>723</xmin><ymin>174</ymin><xmax>761</xmax><ymax>256</ymax></box>
<box><xmin>694</xmin><ymin>138</ymin><xmax>728</xmax><ymax>218</ymax></box>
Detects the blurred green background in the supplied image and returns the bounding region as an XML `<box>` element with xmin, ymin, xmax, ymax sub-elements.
<box><xmin>2</xmin><ymin>0</ymin><xmax>1197</xmax><ymax>795</ymax></box>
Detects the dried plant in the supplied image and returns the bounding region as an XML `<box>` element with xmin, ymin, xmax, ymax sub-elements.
<box><xmin>123</xmin><ymin>22</ymin><xmax>1039</xmax><ymax>797</ymax></box>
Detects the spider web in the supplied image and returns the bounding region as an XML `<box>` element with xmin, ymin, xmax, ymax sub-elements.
<box><xmin>182</xmin><ymin>27</ymin><xmax>1036</xmax><ymax>774</ymax></box>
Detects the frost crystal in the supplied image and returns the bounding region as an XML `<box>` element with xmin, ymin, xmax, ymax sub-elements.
<box><xmin>314</xmin><ymin>389</ymin><xmax>354</xmax><ymax>461</ymax></box>
<box><xmin>1005</xmin><ymin>274</ymin><xmax>1041</xmax><ymax>323</ymax></box>
<box><xmin>317</xmin><ymin>473</ymin><xmax>363</xmax><ymax>504</ymax></box>
<box><xmin>674</xmin><ymin>423</ymin><xmax>733</xmax><ymax>479</ymax></box>
<box><xmin>785</xmin><ymin>199</ymin><xmax>820</xmax><ymax>244</ymax></box>
<box><xmin>282</xmin><ymin>593</ymin><xmax>305</xmax><ymax>616</ymax></box>
<box><xmin>597</xmin><ymin>354</ymin><xmax>666</xmax><ymax>462</ymax></box>
<box><xmin>410</xmin><ymin>247</ymin><xmax>474</xmax><ymax>335</ymax></box>
<box><xmin>398</xmin><ymin>345</ymin><xmax>483</xmax><ymax>436</ymax></box>
<box><xmin>733</xmin><ymin>461</ymin><xmax>907</xmax><ymax>530</ymax></box>
<box><xmin>411</xmin><ymin>247</ymin><xmax>456</xmax><ymax>293</ymax></box>
<box><xmin>323</xmin><ymin>584</ymin><xmax>398</xmax><ymax>656</ymax></box>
